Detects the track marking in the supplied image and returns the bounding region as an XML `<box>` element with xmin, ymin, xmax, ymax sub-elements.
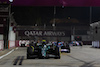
<box><xmin>13</xmin><ymin>56</ymin><xmax>24</xmax><ymax>65</ymax></box>
<box><xmin>19</xmin><ymin>56</ymin><xmax>24</xmax><ymax>65</ymax></box>
<box><xmin>0</xmin><ymin>47</ymin><xmax>18</xmax><ymax>59</ymax></box>
<box><xmin>13</xmin><ymin>56</ymin><xmax>20</xmax><ymax>65</ymax></box>
<box><xmin>0</xmin><ymin>49</ymin><xmax>14</xmax><ymax>59</ymax></box>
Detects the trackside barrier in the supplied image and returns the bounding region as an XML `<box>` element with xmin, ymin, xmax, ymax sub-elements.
<box><xmin>15</xmin><ymin>40</ymin><xmax>19</xmax><ymax>47</ymax></box>
<box><xmin>8</xmin><ymin>40</ymin><xmax>15</xmax><ymax>49</ymax></box>
<box><xmin>83</xmin><ymin>41</ymin><xmax>92</xmax><ymax>45</ymax></box>
<box><xmin>19</xmin><ymin>40</ymin><xmax>29</xmax><ymax>47</ymax></box>
<box><xmin>0</xmin><ymin>40</ymin><xmax>4</xmax><ymax>51</ymax></box>
<box><xmin>92</xmin><ymin>41</ymin><xmax>100</xmax><ymax>48</ymax></box>
<box><xmin>15</xmin><ymin>40</ymin><xmax>29</xmax><ymax>47</ymax></box>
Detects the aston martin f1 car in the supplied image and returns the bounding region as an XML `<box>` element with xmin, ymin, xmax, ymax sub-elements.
<box><xmin>27</xmin><ymin>42</ymin><xmax>60</xmax><ymax>59</ymax></box>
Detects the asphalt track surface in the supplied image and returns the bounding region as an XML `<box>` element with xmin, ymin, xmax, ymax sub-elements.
<box><xmin>0</xmin><ymin>45</ymin><xmax>100</xmax><ymax>67</ymax></box>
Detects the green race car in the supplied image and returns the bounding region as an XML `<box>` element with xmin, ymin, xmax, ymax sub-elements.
<box><xmin>27</xmin><ymin>42</ymin><xmax>60</xmax><ymax>59</ymax></box>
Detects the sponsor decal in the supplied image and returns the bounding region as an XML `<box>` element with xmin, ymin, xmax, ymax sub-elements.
<box><xmin>18</xmin><ymin>30</ymin><xmax>70</xmax><ymax>37</ymax></box>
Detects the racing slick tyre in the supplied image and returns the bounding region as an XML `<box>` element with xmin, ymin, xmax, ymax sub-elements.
<box><xmin>27</xmin><ymin>47</ymin><xmax>36</xmax><ymax>59</ymax></box>
<box><xmin>67</xmin><ymin>50</ymin><xmax>70</xmax><ymax>53</ymax></box>
<box><xmin>67</xmin><ymin>49</ymin><xmax>70</xmax><ymax>53</ymax></box>
<box><xmin>54</xmin><ymin>47</ymin><xmax>60</xmax><ymax>59</ymax></box>
<box><xmin>27</xmin><ymin>47</ymin><xmax>35</xmax><ymax>55</ymax></box>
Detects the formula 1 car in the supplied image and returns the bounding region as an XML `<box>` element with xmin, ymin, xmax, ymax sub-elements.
<box><xmin>69</xmin><ymin>41</ymin><xmax>83</xmax><ymax>46</ymax></box>
<box><xmin>27</xmin><ymin>42</ymin><xmax>60</xmax><ymax>59</ymax></box>
<box><xmin>61</xmin><ymin>43</ymin><xmax>70</xmax><ymax>53</ymax></box>
<box><xmin>69</xmin><ymin>41</ymin><xmax>79</xmax><ymax>46</ymax></box>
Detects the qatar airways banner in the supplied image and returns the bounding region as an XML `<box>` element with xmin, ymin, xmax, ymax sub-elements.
<box><xmin>18</xmin><ymin>30</ymin><xmax>71</xmax><ymax>37</ymax></box>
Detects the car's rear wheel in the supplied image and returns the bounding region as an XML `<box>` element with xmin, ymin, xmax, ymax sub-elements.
<box><xmin>67</xmin><ymin>48</ymin><xmax>70</xmax><ymax>53</ymax></box>
<box><xmin>67</xmin><ymin>50</ymin><xmax>70</xmax><ymax>53</ymax></box>
<box><xmin>27</xmin><ymin>47</ymin><xmax>34</xmax><ymax>54</ymax></box>
<box><xmin>55</xmin><ymin>47</ymin><xmax>60</xmax><ymax>59</ymax></box>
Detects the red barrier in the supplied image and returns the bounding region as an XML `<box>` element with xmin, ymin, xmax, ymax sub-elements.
<box><xmin>15</xmin><ymin>40</ymin><xmax>19</xmax><ymax>47</ymax></box>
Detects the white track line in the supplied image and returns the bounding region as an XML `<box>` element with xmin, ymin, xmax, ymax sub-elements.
<box><xmin>0</xmin><ymin>47</ymin><xmax>18</xmax><ymax>59</ymax></box>
<box><xmin>15</xmin><ymin>47</ymin><xmax>18</xmax><ymax>50</ymax></box>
